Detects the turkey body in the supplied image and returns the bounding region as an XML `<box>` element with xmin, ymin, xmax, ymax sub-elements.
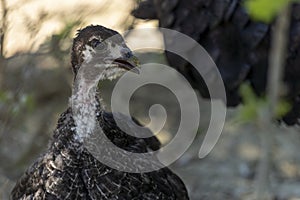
<box><xmin>11</xmin><ymin>25</ymin><xmax>189</xmax><ymax>200</ymax></box>
<box><xmin>132</xmin><ymin>0</ymin><xmax>300</xmax><ymax>125</ymax></box>
<box><xmin>11</xmin><ymin>108</ymin><xmax>189</xmax><ymax>200</ymax></box>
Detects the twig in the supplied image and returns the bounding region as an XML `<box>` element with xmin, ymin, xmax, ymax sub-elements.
<box><xmin>0</xmin><ymin>0</ymin><xmax>7</xmax><ymax>87</ymax></box>
<box><xmin>0</xmin><ymin>0</ymin><xmax>7</xmax><ymax>60</ymax></box>
<box><xmin>267</xmin><ymin>6</ymin><xmax>291</xmax><ymax>116</ymax></box>
<box><xmin>254</xmin><ymin>4</ymin><xmax>291</xmax><ymax>200</ymax></box>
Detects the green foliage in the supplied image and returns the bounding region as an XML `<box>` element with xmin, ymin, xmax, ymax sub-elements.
<box><xmin>236</xmin><ymin>83</ymin><xmax>291</xmax><ymax>123</ymax></box>
<box><xmin>244</xmin><ymin>0</ymin><xmax>294</xmax><ymax>23</ymax></box>
<box><xmin>48</xmin><ymin>20</ymin><xmax>81</xmax><ymax>61</ymax></box>
<box><xmin>275</xmin><ymin>98</ymin><xmax>291</xmax><ymax>117</ymax></box>
<box><xmin>0</xmin><ymin>91</ymin><xmax>35</xmax><ymax>115</ymax></box>
<box><xmin>237</xmin><ymin>83</ymin><xmax>266</xmax><ymax>123</ymax></box>
<box><xmin>56</xmin><ymin>21</ymin><xmax>81</xmax><ymax>40</ymax></box>
<box><xmin>20</xmin><ymin>94</ymin><xmax>35</xmax><ymax>113</ymax></box>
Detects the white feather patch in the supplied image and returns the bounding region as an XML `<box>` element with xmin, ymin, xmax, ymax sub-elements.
<box><xmin>82</xmin><ymin>45</ymin><xmax>95</xmax><ymax>63</ymax></box>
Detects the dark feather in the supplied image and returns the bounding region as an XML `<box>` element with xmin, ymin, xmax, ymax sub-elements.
<box><xmin>133</xmin><ymin>0</ymin><xmax>300</xmax><ymax>124</ymax></box>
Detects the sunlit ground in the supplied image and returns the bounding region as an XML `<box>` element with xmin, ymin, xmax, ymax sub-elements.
<box><xmin>4</xmin><ymin>0</ymin><xmax>160</xmax><ymax>56</ymax></box>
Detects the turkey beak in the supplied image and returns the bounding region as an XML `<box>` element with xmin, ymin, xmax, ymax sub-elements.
<box><xmin>113</xmin><ymin>51</ymin><xmax>140</xmax><ymax>74</ymax></box>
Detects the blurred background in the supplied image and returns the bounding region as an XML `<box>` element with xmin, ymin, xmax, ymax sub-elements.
<box><xmin>1</xmin><ymin>0</ymin><xmax>300</xmax><ymax>200</ymax></box>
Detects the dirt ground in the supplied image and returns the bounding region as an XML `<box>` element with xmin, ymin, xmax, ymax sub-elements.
<box><xmin>172</xmin><ymin>118</ymin><xmax>300</xmax><ymax>200</ymax></box>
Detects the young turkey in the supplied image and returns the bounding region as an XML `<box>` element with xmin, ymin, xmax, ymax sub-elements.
<box><xmin>11</xmin><ymin>25</ymin><xmax>189</xmax><ymax>200</ymax></box>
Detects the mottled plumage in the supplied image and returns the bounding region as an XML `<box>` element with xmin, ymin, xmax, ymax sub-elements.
<box><xmin>132</xmin><ymin>0</ymin><xmax>300</xmax><ymax>125</ymax></box>
<box><xmin>11</xmin><ymin>25</ymin><xmax>189</xmax><ymax>200</ymax></box>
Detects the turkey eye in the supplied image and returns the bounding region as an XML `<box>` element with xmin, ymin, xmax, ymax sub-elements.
<box><xmin>90</xmin><ymin>39</ymin><xmax>106</xmax><ymax>51</ymax></box>
<box><xmin>90</xmin><ymin>39</ymin><xmax>100</xmax><ymax>47</ymax></box>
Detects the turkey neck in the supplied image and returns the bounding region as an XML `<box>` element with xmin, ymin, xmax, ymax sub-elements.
<box><xmin>70</xmin><ymin>64</ymin><xmax>103</xmax><ymax>142</ymax></box>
